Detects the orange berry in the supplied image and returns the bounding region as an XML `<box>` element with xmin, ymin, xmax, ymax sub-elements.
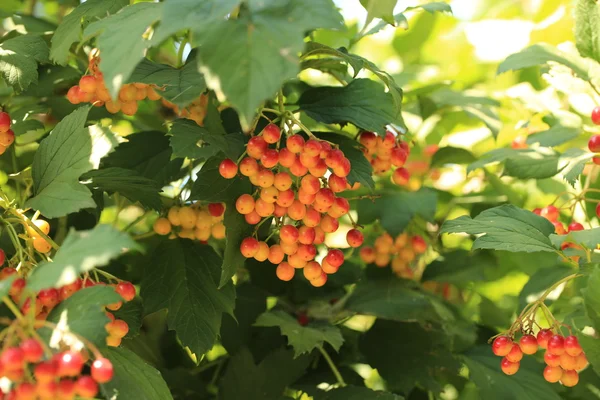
<box><xmin>276</xmin><ymin>262</ymin><xmax>295</xmax><ymax>281</ymax></box>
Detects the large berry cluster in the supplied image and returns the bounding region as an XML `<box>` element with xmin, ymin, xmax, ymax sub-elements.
<box><xmin>359</xmin><ymin>232</ymin><xmax>427</xmax><ymax>278</ymax></box>
<box><xmin>359</xmin><ymin>131</ymin><xmax>410</xmax><ymax>185</ymax></box>
<box><xmin>2</xmin><ymin>263</ymin><xmax>135</xmax><ymax>348</ymax></box>
<box><xmin>219</xmin><ymin>123</ymin><xmax>364</xmax><ymax>286</ymax></box>
<box><xmin>67</xmin><ymin>50</ymin><xmax>162</xmax><ymax>115</ymax></box>
<box><xmin>153</xmin><ymin>203</ymin><xmax>226</xmax><ymax>241</ymax></box>
<box><xmin>492</xmin><ymin>331</ymin><xmax>588</xmax><ymax>386</ymax></box>
<box><xmin>0</xmin><ymin>111</ymin><xmax>15</xmax><ymax>156</ymax></box>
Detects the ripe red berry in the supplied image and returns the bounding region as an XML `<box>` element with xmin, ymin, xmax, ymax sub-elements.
<box><xmin>262</xmin><ymin>124</ymin><xmax>281</xmax><ymax>144</ymax></box>
<box><xmin>392</xmin><ymin>167</ymin><xmax>410</xmax><ymax>185</ymax></box>
<box><xmin>57</xmin><ymin>351</ymin><xmax>84</xmax><ymax>377</ymax></box>
<box><xmin>411</xmin><ymin>235</ymin><xmax>427</xmax><ymax>254</ymax></box>
<box><xmin>240</xmin><ymin>237</ymin><xmax>260</xmax><ymax>258</ymax></box>
<box><xmin>518</xmin><ymin>335</ymin><xmax>538</xmax><ymax>355</ymax></box>
<box><xmin>589</xmin><ymin>134</ymin><xmax>600</xmax><ymax>152</ymax></box>
<box><xmin>564</xmin><ymin>335</ymin><xmax>583</xmax><ymax>357</ymax></box>
<box><xmin>247</xmin><ymin>136</ymin><xmax>268</xmax><ymax>159</ymax></box>
<box><xmin>115</xmin><ymin>281</ymin><xmax>136</xmax><ymax>302</ymax></box>
<box><xmin>543</xmin><ymin>365</ymin><xmax>563</xmax><ymax>383</ymax></box>
<box><xmin>0</xmin><ymin>112</ymin><xmax>10</xmax><ymax>133</ymax></box>
<box><xmin>0</xmin><ymin>249</ymin><xmax>5</xmax><ymax>266</ymax></box>
<box><xmin>296</xmin><ymin>313</ymin><xmax>309</xmax><ymax>326</ymax></box>
<box><xmin>568</xmin><ymin>222</ymin><xmax>584</xmax><ymax>232</ymax></box>
<box><xmin>544</xmin><ymin>351</ymin><xmax>561</xmax><ymax>367</ymax></box>
<box><xmin>91</xmin><ymin>358</ymin><xmax>114</xmax><ymax>383</ymax></box>
<box><xmin>1</xmin><ymin>347</ymin><xmax>24</xmax><ymax>370</ymax></box>
<box><xmin>208</xmin><ymin>203</ymin><xmax>225</xmax><ymax>217</ymax></box>
<box><xmin>547</xmin><ymin>335</ymin><xmax>565</xmax><ymax>356</ymax></box>
<box><xmin>505</xmin><ymin>344</ymin><xmax>523</xmax><ymax>362</ymax></box>
<box><xmin>537</xmin><ymin>329</ymin><xmax>553</xmax><ymax>349</ymax></box>
<box><xmin>14</xmin><ymin>382</ymin><xmax>36</xmax><ymax>399</ymax></box>
<box><xmin>540</xmin><ymin>205</ymin><xmax>559</xmax><ymax>222</ymax></box>
<box><xmin>20</xmin><ymin>338</ymin><xmax>44</xmax><ymax>363</ymax></box>
<box><xmin>346</xmin><ymin>229</ymin><xmax>364</xmax><ymax>248</ymax></box>
<box><xmin>57</xmin><ymin>379</ymin><xmax>76</xmax><ymax>398</ymax></box>
<box><xmin>34</xmin><ymin>361</ymin><xmax>58</xmax><ymax>383</ymax></box>
<box><xmin>75</xmin><ymin>376</ymin><xmax>99</xmax><ymax>398</ymax></box>
<box><xmin>286</xmin><ymin>134</ymin><xmax>305</xmax><ymax>153</ymax></box>
<box><xmin>592</xmin><ymin>106</ymin><xmax>600</xmax><ymax>125</ymax></box>
<box><xmin>594</xmin><ymin>156</ymin><xmax>600</xmax><ymax>165</ymax></box>
<box><xmin>280</xmin><ymin>225</ymin><xmax>299</xmax><ymax>244</ymax></box>
<box><xmin>261</xmin><ymin>149</ymin><xmax>279</xmax><ymax>168</ymax></box>
<box><xmin>219</xmin><ymin>159</ymin><xmax>238</xmax><ymax>179</ymax></box>
<box><xmin>324</xmin><ymin>249</ymin><xmax>344</xmax><ymax>268</ymax></box>
<box><xmin>500</xmin><ymin>357</ymin><xmax>519</xmax><ymax>375</ymax></box>
<box><xmin>38</xmin><ymin>288</ymin><xmax>60</xmax><ymax>308</ymax></box>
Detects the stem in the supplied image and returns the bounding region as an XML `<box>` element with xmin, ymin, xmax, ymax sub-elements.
<box><xmin>132</xmin><ymin>231</ymin><xmax>156</xmax><ymax>240</ymax></box>
<box><xmin>318</xmin><ymin>346</ymin><xmax>346</xmax><ymax>387</ymax></box>
<box><xmin>16</xmin><ymin>213</ymin><xmax>59</xmax><ymax>250</ymax></box>
<box><xmin>11</xmin><ymin>147</ymin><xmax>21</xmax><ymax>206</ymax></box>
<box><xmin>538</xmin><ymin>273</ymin><xmax>582</xmax><ymax>303</ymax></box>
<box><xmin>123</xmin><ymin>212</ymin><xmax>148</xmax><ymax>232</ymax></box>
<box><xmin>3</xmin><ymin>296</ymin><xmax>23</xmax><ymax>319</ymax></box>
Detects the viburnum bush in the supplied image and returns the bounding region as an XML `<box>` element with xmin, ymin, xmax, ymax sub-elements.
<box><xmin>3</xmin><ymin>0</ymin><xmax>600</xmax><ymax>399</ymax></box>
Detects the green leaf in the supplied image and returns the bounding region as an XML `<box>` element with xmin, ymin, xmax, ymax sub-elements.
<box><xmin>80</xmin><ymin>167</ymin><xmax>163</xmax><ymax>210</ymax></box>
<box><xmin>220</xmin><ymin>201</ymin><xmax>254</xmax><ymax>288</ymax></box>
<box><xmin>46</xmin><ymin>286</ymin><xmax>122</xmax><ymax>347</ymax></box>
<box><xmin>313</xmin><ymin>387</ymin><xmax>403</xmax><ymax>400</ymax></box>
<box><xmin>525</xmin><ymin>124</ymin><xmax>581</xmax><ymax>147</ymax></box>
<box><xmin>314</xmin><ymin>132</ymin><xmax>374</xmax><ymax>190</ymax></box>
<box><xmin>83</xmin><ymin>2</ymin><xmax>162</xmax><ymax>98</ymax></box>
<box><xmin>467</xmin><ymin>148</ymin><xmax>518</xmax><ymax>173</ymax></box>
<box><xmin>219</xmin><ymin>347</ymin><xmax>310</xmax><ymax>400</ymax></box>
<box><xmin>112</xmin><ymin>297</ymin><xmax>143</xmax><ymax>338</ymax></box>
<box><xmin>518</xmin><ymin>266</ymin><xmax>573</xmax><ymax>310</ymax></box>
<box><xmin>430</xmin><ymin>147</ymin><xmax>476</xmax><ymax>167</ymax></box>
<box><xmin>441</xmin><ymin>205</ymin><xmax>557</xmax><ymax>253</ymax></box>
<box><xmin>50</xmin><ymin>0</ymin><xmax>128</xmax><ymax>64</ymax></box>
<box><xmin>346</xmin><ymin>280</ymin><xmax>443</xmax><ymax>322</ymax></box>
<box><xmin>421</xmin><ymin>250</ymin><xmax>496</xmax><ymax>287</ymax></box>
<box><xmin>575</xmin><ymin>0</ymin><xmax>600</xmax><ymax>63</ymax></box>
<box><xmin>196</xmin><ymin>0</ymin><xmax>343</xmax><ymax>122</ymax></box>
<box><xmin>169</xmin><ymin>118</ymin><xmax>245</xmax><ymax>161</ymax></box>
<box><xmin>0</xmin><ymin>34</ymin><xmax>49</xmax><ymax>92</ymax></box>
<box><xmin>357</xmin><ymin>188</ymin><xmax>437</xmax><ymax>237</ymax></box>
<box><xmin>360</xmin><ymin>320</ymin><xmax>460</xmax><ymax>394</ymax></box>
<box><xmin>582</xmin><ymin>266</ymin><xmax>600</xmax><ymax>330</ymax></box>
<box><xmin>101</xmin><ymin>347</ymin><xmax>173</xmax><ymax>400</ymax></box>
<box><xmin>498</xmin><ymin>44</ymin><xmax>591</xmax><ymax>80</ymax></box>
<box><xmin>27</xmin><ymin>224</ymin><xmax>142</xmax><ymax>291</ymax></box>
<box><xmin>406</xmin><ymin>2</ymin><xmax>452</xmax><ymax>13</ymax></box>
<box><xmin>463</xmin><ymin>346</ymin><xmax>562</xmax><ymax>400</ymax></box>
<box><xmin>141</xmin><ymin>240</ymin><xmax>235</xmax><ymax>357</ymax></box>
<box><xmin>360</xmin><ymin>0</ymin><xmax>397</xmax><ymax>25</ymax></box>
<box><xmin>101</xmin><ymin>130</ymin><xmax>183</xmax><ymax>186</ymax></box>
<box><xmin>26</xmin><ymin>107</ymin><xmax>120</xmax><ymax>218</ymax></box>
<box><xmin>190</xmin><ymin>157</ymin><xmax>251</xmax><ymax>203</ymax></box>
<box><xmin>298</xmin><ymin>79</ymin><xmax>401</xmax><ymax>135</ymax></box>
<box><xmin>220</xmin><ymin>284</ymin><xmax>267</xmax><ymax>354</ymax></box>
<box><xmin>127</xmin><ymin>56</ymin><xmax>206</xmax><ymax>109</ymax></box>
<box><xmin>503</xmin><ymin>149</ymin><xmax>562</xmax><ymax>179</ymax></box>
<box><xmin>560</xmin><ymin>148</ymin><xmax>595</xmax><ymax>186</ymax></box>
<box><xmin>254</xmin><ymin>311</ymin><xmax>344</xmax><ymax>357</ymax></box>
<box><xmin>11</xmin><ymin>119</ymin><xmax>44</xmax><ymax>136</ymax></box>
<box><xmin>550</xmin><ymin>227</ymin><xmax>600</xmax><ymax>250</ymax></box>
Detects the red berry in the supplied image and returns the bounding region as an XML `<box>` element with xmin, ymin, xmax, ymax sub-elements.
<box><xmin>537</xmin><ymin>329</ymin><xmax>553</xmax><ymax>349</ymax></box>
<box><xmin>57</xmin><ymin>379</ymin><xmax>76</xmax><ymax>398</ymax></box>
<box><xmin>500</xmin><ymin>357</ymin><xmax>519</xmax><ymax>375</ymax></box>
<box><xmin>115</xmin><ymin>281</ymin><xmax>136</xmax><ymax>302</ymax></box>
<box><xmin>286</xmin><ymin>134</ymin><xmax>305</xmax><ymax>153</ymax></box>
<box><xmin>0</xmin><ymin>111</ymin><xmax>10</xmax><ymax>133</ymax></box>
<box><xmin>219</xmin><ymin>159</ymin><xmax>238</xmax><ymax>179</ymax></box>
<box><xmin>594</xmin><ymin>156</ymin><xmax>600</xmax><ymax>165</ymax></box>
<box><xmin>589</xmin><ymin>134</ymin><xmax>600</xmax><ymax>152</ymax></box>
<box><xmin>519</xmin><ymin>334</ymin><xmax>538</xmax><ymax>355</ymax></box>
<box><xmin>14</xmin><ymin>382</ymin><xmax>36</xmax><ymax>399</ymax></box>
<box><xmin>208</xmin><ymin>203</ymin><xmax>225</xmax><ymax>217</ymax></box>
<box><xmin>564</xmin><ymin>335</ymin><xmax>583</xmax><ymax>357</ymax></box>
<box><xmin>34</xmin><ymin>361</ymin><xmax>58</xmax><ymax>383</ymax></box>
<box><xmin>20</xmin><ymin>338</ymin><xmax>44</xmax><ymax>363</ymax></box>
<box><xmin>532</xmin><ymin>208</ymin><xmax>542</xmax><ymax>215</ymax></box>
<box><xmin>296</xmin><ymin>313</ymin><xmax>309</xmax><ymax>326</ymax></box>
<box><xmin>262</xmin><ymin>124</ymin><xmax>281</xmax><ymax>144</ymax></box>
<box><xmin>540</xmin><ymin>205</ymin><xmax>559</xmax><ymax>222</ymax></box>
<box><xmin>505</xmin><ymin>343</ymin><xmax>523</xmax><ymax>362</ymax></box>
<box><xmin>568</xmin><ymin>222</ymin><xmax>584</xmax><ymax>232</ymax></box>
<box><xmin>544</xmin><ymin>351</ymin><xmax>561</xmax><ymax>367</ymax></box>
<box><xmin>280</xmin><ymin>225</ymin><xmax>299</xmax><ymax>244</ymax></box>
<box><xmin>543</xmin><ymin>365</ymin><xmax>563</xmax><ymax>383</ymax></box>
<box><xmin>240</xmin><ymin>237</ymin><xmax>260</xmax><ymax>258</ymax></box>
<box><xmin>79</xmin><ymin>75</ymin><xmax>98</xmax><ymax>93</ymax></box>
<box><xmin>324</xmin><ymin>249</ymin><xmax>344</xmax><ymax>268</ymax></box>
<box><xmin>247</xmin><ymin>136</ymin><xmax>268</xmax><ymax>159</ymax></box>
<box><xmin>411</xmin><ymin>235</ymin><xmax>427</xmax><ymax>254</ymax></box>
<box><xmin>392</xmin><ymin>167</ymin><xmax>410</xmax><ymax>185</ymax></box>
<box><xmin>91</xmin><ymin>358</ymin><xmax>113</xmax><ymax>383</ymax></box>
<box><xmin>1</xmin><ymin>347</ymin><xmax>24</xmax><ymax>370</ymax></box>
<box><xmin>304</xmin><ymin>139</ymin><xmax>322</xmax><ymax>157</ymax></box>
<box><xmin>592</xmin><ymin>106</ymin><xmax>600</xmax><ymax>125</ymax></box>
<box><xmin>261</xmin><ymin>149</ymin><xmax>279</xmax><ymax>168</ymax></box>
<box><xmin>346</xmin><ymin>229</ymin><xmax>364</xmax><ymax>248</ymax></box>
<box><xmin>0</xmin><ymin>129</ymin><xmax>14</xmax><ymax>147</ymax></box>
<box><xmin>0</xmin><ymin>249</ymin><xmax>5</xmax><ymax>266</ymax></box>
<box><xmin>547</xmin><ymin>335</ymin><xmax>565</xmax><ymax>356</ymax></box>
<box><xmin>57</xmin><ymin>351</ymin><xmax>84</xmax><ymax>377</ymax></box>
<box><xmin>75</xmin><ymin>376</ymin><xmax>98</xmax><ymax>398</ymax></box>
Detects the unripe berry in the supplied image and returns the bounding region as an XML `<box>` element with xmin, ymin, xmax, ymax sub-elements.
<box><xmin>178</xmin><ymin>207</ymin><xmax>197</xmax><ymax>229</ymax></box>
<box><xmin>315</xmin><ymin>188</ymin><xmax>335</xmax><ymax>208</ymax></box>
<box><xmin>303</xmin><ymin>261</ymin><xmax>322</xmax><ymax>280</ymax></box>
<box><xmin>492</xmin><ymin>336</ymin><xmax>513</xmax><ymax>356</ymax></box>
<box><xmin>240</xmin><ymin>237</ymin><xmax>260</xmax><ymax>258</ymax></box>
<box><xmin>537</xmin><ymin>329</ymin><xmax>553</xmax><ymax>349</ymax></box>
<box><xmin>506</xmin><ymin>344</ymin><xmax>523</xmax><ymax>362</ymax></box>
<box><xmin>91</xmin><ymin>358</ymin><xmax>114</xmax><ymax>383</ymax></box>
<box><xmin>519</xmin><ymin>334</ymin><xmax>538</xmax><ymax>355</ymax></box>
<box><xmin>297</xmin><ymin>244</ymin><xmax>317</xmax><ymax>261</ymax></box>
<box><xmin>300</xmin><ymin>175</ymin><xmax>320</xmax><ymax>195</ymax></box>
<box><xmin>239</xmin><ymin>157</ymin><xmax>259</xmax><ymax>176</ymax></box>
<box><xmin>256</xmin><ymin>169</ymin><xmax>275</xmax><ymax>188</ymax></box>
<box><xmin>559</xmin><ymin>353</ymin><xmax>577</xmax><ymax>370</ymax></box>
<box><xmin>309</xmin><ymin>159</ymin><xmax>327</xmax><ymax>177</ymax></box>
<box><xmin>346</xmin><ymin>229</ymin><xmax>364</xmax><ymax>247</ymax></box>
<box><xmin>592</xmin><ymin>106</ymin><xmax>600</xmax><ymax>125</ymax></box>
<box><xmin>547</xmin><ymin>335</ymin><xmax>565</xmax><ymax>356</ymax></box>
<box><xmin>304</xmin><ymin>139</ymin><xmax>322</xmax><ymax>157</ymax></box>
<box><xmin>278</xmin><ymin>148</ymin><xmax>296</xmax><ymax>167</ymax></box>
<box><xmin>564</xmin><ymin>335</ymin><xmax>583</xmax><ymax>357</ymax></box>
<box><xmin>276</xmin><ymin>189</ymin><xmax>295</xmax><ymax>207</ymax></box>
<box><xmin>288</xmin><ymin>253</ymin><xmax>307</xmax><ymax>269</ymax></box>
<box><xmin>500</xmin><ymin>357</ymin><xmax>519</xmax><ymax>375</ymax></box>
<box><xmin>302</xmin><ymin>207</ymin><xmax>321</xmax><ymax>228</ymax></box>
<box><xmin>276</xmin><ymin>262</ymin><xmax>294</xmax><ymax>281</ymax></box>
<box><xmin>236</xmin><ymin>194</ymin><xmax>255</xmax><ymax>214</ymax></box>
<box><xmin>255</xmin><ymin>198</ymin><xmax>275</xmax><ymax>217</ymax></box>
<box><xmin>0</xmin><ymin>129</ymin><xmax>14</xmax><ymax>147</ymax></box>
<box><xmin>244</xmin><ymin>210</ymin><xmax>261</xmax><ymax>225</ymax></box>
<box><xmin>543</xmin><ymin>365</ymin><xmax>563</xmax><ymax>383</ymax></box>
<box><xmin>280</xmin><ymin>241</ymin><xmax>298</xmax><ymax>256</ymax></box>
<box><xmin>254</xmin><ymin>241</ymin><xmax>270</xmax><ymax>262</ymax></box>
<box><xmin>310</xmin><ymin>272</ymin><xmax>327</xmax><ymax>287</ymax></box>
<box><xmin>321</xmin><ymin>259</ymin><xmax>339</xmax><ymax>274</ymax></box>
<box><xmin>360</xmin><ymin>247</ymin><xmax>376</xmax><ymax>264</ymax></box>
<box><xmin>289</xmin><ymin>157</ymin><xmax>309</xmax><ymax>177</ymax></box>
<box><xmin>106</xmin><ymin>319</ymin><xmax>129</xmax><ymax>338</ymax></box>
<box><xmin>328</xmin><ymin>197</ymin><xmax>349</xmax><ymax>218</ymax></box>
<box><xmin>262</xmin><ymin>124</ymin><xmax>281</xmax><ymax>144</ymax></box>
<box><xmin>297</xmin><ymin>188</ymin><xmax>316</xmax><ymax>205</ymax></box>
<box><xmin>153</xmin><ymin>218</ymin><xmax>171</xmax><ymax>235</ymax></box>
<box><xmin>287</xmin><ymin>200</ymin><xmax>307</xmax><ymax>221</ymax></box>
<box><xmin>328</xmin><ymin>175</ymin><xmax>347</xmax><ymax>193</ymax></box>
<box><xmin>67</xmin><ymin>86</ymin><xmax>82</xmax><ymax>104</ymax></box>
<box><xmin>319</xmin><ymin>214</ymin><xmax>339</xmax><ymax>233</ymax></box>
<box><xmin>33</xmin><ymin>236</ymin><xmax>52</xmax><ymax>253</ymax></box>
<box><xmin>274</xmin><ymin>172</ymin><xmax>292</xmax><ymax>191</ymax></box>
<box><xmin>298</xmin><ymin>226</ymin><xmax>316</xmax><ymax>245</ymax></box>
<box><xmin>167</xmin><ymin>207</ymin><xmax>181</xmax><ymax>226</ymax></box>
<box><xmin>286</xmin><ymin>134</ymin><xmax>305</xmax><ymax>153</ymax></box>
<box><xmin>553</xmin><ymin>221</ymin><xmax>566</xmax><ymax>235</ymax></box>
<box><xmin>219</xmin><ymin>159</ymin><xmax>238</xmax><ymax>179</ymax></box>
<box><xmin>268</xmin><ymin>245</ymin><xmax>285</xmax><ymax>264</ymax></box>
<box><xmin>575</xmin><ymin>353</ymin><xmax>589</xmax><ymax>371</ymax></box>
<box><xmin>313</xmin><ymin>226</ymin><xmax>325</xmax><ymax>245</ymax></box>
<box><xmin>560</xmin><ymin>369</ymin><xmax>579</xmax><ymax>387</ymax></box>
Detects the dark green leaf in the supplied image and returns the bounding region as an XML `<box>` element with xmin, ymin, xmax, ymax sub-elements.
<box><xmin>430</xmin><ymin>147</ymin><xmax>476</xmax><ymax>167</ymax></box>
<box><xmin>169</xmin><ymin>118</ymin><xmax>245</xmax><ymax>161</ymax></box>
<box><xmin>298</xmin><ymin>79</ymin><xmax>401</xmax><ymax>135</ymax></box>
<box><xmin>255</xmin><ymin>311</ymin><xmax>343</xmax><ymax>357</ymax></box>
<box><xmin>0</xmin><ymin>34</ymin><xmax>49</xmax><ymax>92</ymax></box>
<box><xmin>441</xmin><ymin>205</ymin><xmax>557</xmax><ymax>253</ymax></box>
<box><xmin>190</xmin><ymin>157</ymin><xmax>251</xmax><ymax>203</ymax></box>
<box><xmin>141</xmin><ymin>240</ymin><xmax>235</xmax><ymax>357</ymax></box>
<box><xmin>27</xmin><ymin>224</ymin><xmax>142</xmax><ymax>291</ymax></box>
<box><xmin>11</xmin><ymin>119</ymin><xmax>44</xmax><ymax>136</ymax></box>
<box><xmin>220</xmin><ymin>199</ymin><xmax>254</xmax><ymax>288</ymax></box>
<box><xmin>112</xmin><ymin>297</ymin><xmax>143</xmax><ymax>338</ymax></box>
<box><xmin>220</xmin><ymin>284</ymin><xmax>267</xmax><ymax>354</ymax></box>
<box><xmin>50</xmin><ymin>0</ymin><xmax>128</xmax><ymax>64</ymax></box>
<box><xmin>575</xmin><ymin>0</ymin><xmax>600</xmax><ymax>63</ymax></box>
<box><xmin>26</xmin><ymin>107</ymin><xmax>120</xmax><ymax>217</ymax></box>
<box><xmin>101</xmin><ymin>347</ymin><xmax>173</xmax><ymax>400</ymax></box>
<box><xmin>47</xmin><ymin>286</ymin><xmax>122</xmax><ymax>346</ymax></box>
<box><xmin>313</xmin><ymin>386</ymin><xmax>403</xmax><ymax>400</ymax></box>
<box><xmin>127</xmin><ymin>57</ymin><xmax>206</xmax><ymax>109</ymax></box>
<box><xmin>582</xmin><ymin>266</ymin><xmax>600</xmax><ymax>331</ymax></box>
<box><xmin>421</xmin><ymin>250</ymin><xmax>496</xmax><ymax>287</ymax></box>
<box><xmin>357</xmin><ymin>188</ymin><xmax>437</xmax><ymax>236</ymax></box>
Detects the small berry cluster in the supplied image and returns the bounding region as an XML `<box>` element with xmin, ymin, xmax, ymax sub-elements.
<box><xmin>358</xmin><ymin>131</ymin><xmax>410</xmax><ymax>185</ymax></box>
<box><xmin>359</xmin><ymin>232</ymin><xmax>427</xmax><ymax>278</ymax></box>
<box><xmin>533</xmin><ymin>205</ymin><xmax>584</xmax><ymax>236</ymax></box>
<box><xmin>161</xmin><ymin>94</ymin><xmax>209</xmax><ymax>126</ymax></box>
<box><xmin>1</xmin><ymin>266</ymin><xmax>135</xmax><ymax>347</ymax></box>
<box><xmin>492</xmin><ymin>331</ymin><xmax>588</xmax><ymax>387</ymax></box>
<box><xmin>0</xmin><ymin>337</ymin><xmax>114</xmax><ymax>399</ymax></box>
<box><xmin>219</xmin><ymin>123</ymin><xmax>364</xmax><ymax>286</ymax></box>
<box><xmin>0</xmin><ymin>111</ymin><xmax>15</xmax><ymax>156</ymax></box>
<box><xmin>153</xmin><ymin>203</ymin><xmax>226</xmax><ymax>241</ymax></box>
<box><xmin>67</xmin><ymin>50</ymin><xmax>162</xmax><ymax>115</ymax></box>
<box><xmin>27</xmin><ymin>219</ymin><xmax>53</xmax><ymax>254</ymax></box>
<box><xmin>589</xmin><ymin>128</ymin><xmax>600</xmax><ymax>166</ymax></box>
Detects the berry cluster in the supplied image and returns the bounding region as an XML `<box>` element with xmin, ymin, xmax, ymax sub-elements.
<box><xmin>588</xmin><ymin>129</ymin><xmax>600</xmax><ymax>166</ymax></box>
<box><xmin>153</xmin><ymin>203</ymin><xmax>226</xmax><ymax>241</ymax></box>
<box><xmin>359</xmin><ymin>232</ymin><xmax>427</xmax><ymax>278</ymax></box>
<box><xmin>2</xmin><ymin>265</ymin><xmax>135</xmax><ymax>348</ymax></box>
<box><xmin>162</xmin><ymin>94</ymin><xmax>209</xmax><ymax>126</ymax></box>
<box><xmin>492</xmin><ymin>331</ymin><xmax>588</xmax><ymax>387</ymax></box>
<box><xmin>0</xmin><ymin>111</ymin><xmax>15</xmax><ymax>156</ymax></box>
<box><xmin>219</xmin><ymin>124</ymin><xmax>364</xmax><ymax>286</ymax></box>
<box><xmin>27</xmin><ymin>219</ymin><xmax>53</xmax><ymax>254</ymax></box>
<box><xmin>533</xmin><ymin>205</ymin><xmax>584</xmax><ymax>236</ymax></box>
<box><xmin>359</xmin><ymin>131</ymin><xmax>410</xmax><ymax>185</ymax></box>
<box><xmin>67</xmin><ymin>50</ymin><xmax>162</xmax><ymax>115</ymax></box>
<box><xmin>0</xmin><ymin>336</ymin><xmax>114</xmax><ymax>399</ymax></box>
